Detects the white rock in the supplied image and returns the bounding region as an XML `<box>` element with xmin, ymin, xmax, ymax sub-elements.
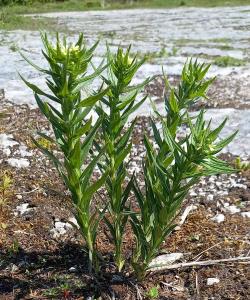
<box><xmin>6</xmin><ymin>263</ymin><xmax>19</xmax><ymax>273</ymax></box>
<box><xmin>68</xmin><ymin>217</ymin><xmax>79</xmax><ymax>229</ymax></box>
<box><xmin>208</xmin><ymin>183</ymin><xmax>215</xmax><ymax>190</ymax></box>
<box><xmin>179</xmin><ymin>205</ymin><xmax>197</xmax><ymax>226</ymax></box>
<box><xmin>0</xmin><ymin>134</ymin><xmax>19</xmax><ymax>149</ymax></box>
<box><xmin>65</xmin><ymin>222</ymin><xmax>73</xmax><ymax>229</ymax></box>
<box><xmin>208</xmin><ymin>176</ymin><xmax>216</xmax><ymax>182</ymax></box>
<box><xmin>217</xmin><ymin>191</ymin><xmax>228</xmax><ymax>196</ymax></box>
<box><xmin>7</xmin><ymin>158</ymin><xmax>30</xmax><ymax>168</ymax></box>
<box><xmin>129</xmin><ymin>165</ymin><xmax>141</xmax><ymax>174</ymax></box>
<box><xmin>216</xmin><ymin>182</ymin><xmax>222</xmax><ymax>188</ymax></box>
<box><xmin>50</xmin><ymin>227</ymin><xmax>67</xmax><ymax>238</ymax></box>
<box><xmin>51</xmin><ymin>219</ymin><xmax>76</xmax><ymax>237</ymax></box>
<box><xmin>207</xmin><ymin>194</ymin><xmax>214</xmax><ymax>201</ymax></box>
<box><xmin>230</xmin><ymin>178</ymin><xmax>247</xmax><ymax>189</ymax></box>
<box><xmin>69</xmin><ymin>266</ymin><xmax>76</xmax><ymax>272</ymax></box>
<box><xmin>224</xmin><ymin>205</ymin><xmax>240</xmax><ymax>214</ymax></box>
<box><xmin>207</xmin><ymin>277</ymin><xmax>220</xmax><ymax>286</ymax></box>
<box><xmin>15</xmin><ymin>203</ymin><xmax>33</xmax><ymax>215</ymax></box>
<box><xmin>3</xmin><ymin>148</ymin><xmax>11</xmax><ymax>156</ymax></box>
<box><xmin>16</xmin><ymin>194</ymin><xmax>23</xmax><ymax>200</ymax></box>
<box><xmin>18</xmin><ymin>145</ymin><xmax>33</xmax><ymax>157</ymax></box>
<box><xmin>149</xmin><ymin>253</ymin><xmax>183</xmax><ymax>271</ymax></box>
<box><xmin>241</xmin><ymin>211</ymin><xmax>250</xmax><ymax>218</ymax></box>
<box><xmin>211</xmin><ymin>214</ymin><xmax>225</xmax><ymax>223</ymax></box>
<box><xmin>189</xmin><ymin>191</ymin><xmax>197</xmax><ymax>197</ymax></box>
<box><xmin>55</xmin><ymin>221</ymin><xmax>67</xmax><ymax>229</ymax></box>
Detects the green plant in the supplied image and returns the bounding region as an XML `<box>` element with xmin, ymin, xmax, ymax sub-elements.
<box><xmin>235</xmin><ymin>157</ymin><xmax>250</xmax><ymax>171</ymax></box>
<box><xmin>158</xmin><ymin>46</ymin><xmax>168</xmax><ymax>58</ymax></box>
<box><xmin>130</xmin><ymin>60</ymin><xmax>237</xmax><ymax>280</ymax></box>
<box><xmin>21</xmin><ymin>33</ymin><xmax>109</xmax><ymax>272</ymax></box>
<box><xmin>0</xmin><ymin>222</ymin><xmax>7</xmax><ymax>229</ymax></box>
<box><xmin>0</xmin><ymin>171</ymin><xmax>12</xmax><ymax>210</ymax></box>
<box><xmin>146</xmin><ymin>286</ymin><xmax>159</xmax><ymax>299</ymax></box>
<box><xmin>9</xmin><ymin>43</ymin><xmax>18</xmax><ymax>52</ymax></box>
<box><xmin>214</xmin><ymin>56</ymin><xmax>245</xmax><ymax>67</ymax></box>
<box><xmin>7</xmin><ymin>239</ymin><xmax>20</xmax><ymax>256</ymax></box>
<box><xmin>170</xmin><ymin>46</ymin><xmax>178</xmax><ymax>56</ymax></box>
<box><xmin>43</xmin><ymin>287</ymin><xmax>59</xmax><ymax>298</ymax></box>
<box><xmin>35</xmin><ymin>136</ymin><xmax>53</xmax><ymax>150</ymax></box>
<box><xmin>94</xmin><ymin>45</ymin><xmax>151</xmax><ymax>271</ymax></box>
<box><xmin>219</xmin><ymin>44</ymin><xmax>232</xmax><ymax>50</ymax></box>
<box><xmin>0</xmin><ymin>0</ymin><xmax>49</xmax><ymax>5</ymax></box>
<box><xmin>21</xmin><ymin>32</ymin><xmax>237</xmax><ymax>281</ymax></box>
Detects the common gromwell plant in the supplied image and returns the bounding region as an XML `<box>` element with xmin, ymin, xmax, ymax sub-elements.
<box><xmin>94</xmin><ymin>45</ymin><xmax>150</xmax><ymax>271</ymax></box>
<box><xmin>22</xmin><ymin>34</ymin><xmax>236</xmax><ymax>279</ymax></box>
<box><xmin>130</xmin><ymin>60</ymin><xmax>237</xmax><ymax>279</ymax></box>
<box><xmin>21</xmin><ymin>33</ymin><xmax>109</xmax><ymax>272</ymax></box>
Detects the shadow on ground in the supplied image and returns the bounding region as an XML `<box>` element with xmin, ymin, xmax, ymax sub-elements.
<box><xmin>0</xmin><ymin>242</ymin><xmax>123</xmax><ymax>299</ymax></box>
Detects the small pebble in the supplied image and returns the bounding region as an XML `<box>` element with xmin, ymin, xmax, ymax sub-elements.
<box><xmin>189</xmin><ymin>191</ymin><xmax>197</xmax><ymax>197</ymax></box>
<box><xmin>211</xmin><ymin>214</ymin><xmax>225</xmax><ymax>223</ymax></box>
<box><xmin>7</xmin><ymin>158</ymin><xmax>30</xmax><ymax>168</ymax></box>
<box><xmin>15</xmin><ymin>203</ymin><xmax>33</xmax><ymax>215</ymax></box>
<box><xmin>69</xmin><ymin>267</ymin><xmax>76</xmax><ymax>272</ymax></box>
<box><xmin>224</xmin><ymin>205</ymin><xmax>240</xmax><ymax>214</ymax></box>
<box><xmin>241</xmin><ymin>211</ymin><xmax>250</xmax><ymax>218</ymax></box>
<box><xmin>207</xmin><ymin>277</ymin><xmax>220</xmax><ymax>286</ymax></box>
<box><xmin>207</xmin><ymin>194</ymin><xmax>214</xmax><ymax>201</ymax></box>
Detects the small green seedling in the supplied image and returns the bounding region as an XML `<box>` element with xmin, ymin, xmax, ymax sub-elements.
<box><xmin>7</xmin><ymin>239</ymin><xmax>20</xmax><ymax>256</ymax></box>
<box><xmin>0</xmin><ymin>172</ymin><xmax>12</xmax><ymax>210</ymax></box>
<box><xmin>235</xmin><ymin>157</ymin><xmax>250</xmax><ymax>171</ymax></box>
<box><xmin>146</xmin><ymin>286</ymin><xmax>159</xmax><ymax>299</ymax></box>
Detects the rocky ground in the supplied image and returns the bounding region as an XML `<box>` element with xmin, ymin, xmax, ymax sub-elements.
<box><xmin>0</xmin><ymin>95</ymin><xmax>249</xmax><ymax>299</ymax></box>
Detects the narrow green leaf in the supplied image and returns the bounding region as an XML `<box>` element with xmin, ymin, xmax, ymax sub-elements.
<box><xmin>78</xmin><ymin>87</ymin><xmax>109</xmax><ymax>108</ymax></box>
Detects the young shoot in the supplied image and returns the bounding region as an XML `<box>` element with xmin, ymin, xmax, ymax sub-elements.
<box><xmin>0</xmin><ymin>172</ymin><xmax>12</xmax><ymax>211</ymax></box>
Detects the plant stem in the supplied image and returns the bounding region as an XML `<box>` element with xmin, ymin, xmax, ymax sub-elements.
<box><xmin>110</xmin><ymin>136</ymin><xmax>124</xmax><ymax>271</ymax></box>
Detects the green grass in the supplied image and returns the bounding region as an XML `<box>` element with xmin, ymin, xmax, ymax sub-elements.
<box><xmin>2</xmin><ymin>0</ymin><xmax>250</xmax><ymax>14</ymax></box>
<box><xmin>213</xmin><ymin>56</ymin><xmax>246</xmax><ymax>67</ymax></box>
<box><xmin>0</xmin><ymin>10</ymin><xmax>66</xmax><ymax>31</ymax></box>
<box><xmin>217</xmin><ymin>44</ymin><xmax>233</xmax><ymax>50</ymax></box>
<box><xmin>209</xmin><ymin>38</ymin><xmax>231</xmax><ymax>43</ymax></box>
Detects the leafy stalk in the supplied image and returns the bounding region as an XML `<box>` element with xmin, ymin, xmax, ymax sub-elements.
<box><xmin>95</xmin><ymin>45</ymin><xmax>150</xmax><ymax>271</ymax></box>
<box><xmin>21</xmin><ymin>33</ymin><xmax>109</xmax><ymax>272</ymax></box>
<box><xmin>131</xmin><ymin>60</ymin><xmax>237</xmax><ymax>280</ymax></box>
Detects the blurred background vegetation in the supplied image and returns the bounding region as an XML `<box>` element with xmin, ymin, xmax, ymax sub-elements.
<box><xmin>1</xmin><ymin>0</ymin><xmax>250</xmax><ymax>11</ymax></box>
<box><xmin>1</xmin><ymin>0</ymin><xmax>250</xmax><ymax>31</ymax></box>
